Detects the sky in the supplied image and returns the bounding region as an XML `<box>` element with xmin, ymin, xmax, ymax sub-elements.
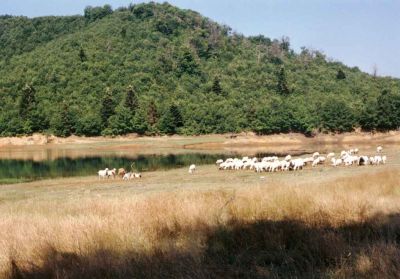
<box><xmin>1</xmin><ymin>0</ymin><xmax>399</xmax><ymax>78</ymax></box>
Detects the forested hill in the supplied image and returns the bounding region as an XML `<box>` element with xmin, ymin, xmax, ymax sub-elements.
<box><xmin>1</xmin><ymin>2</ymin><xmax>400</xmax><ymax>137</ymax></box>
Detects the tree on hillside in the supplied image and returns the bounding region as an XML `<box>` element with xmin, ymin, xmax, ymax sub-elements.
<box><xmin>19</xmin><ymin>84</ymin><xmax>36</xmax><ymax>117</ymax></box>
<box><xmin>79</xmin><ymin>47</ymin><xmax>87</xmax><ymax>62</ymax></box>
<box><xmin>375</xmin><ymin>90</ymin><xmax>400</xmax><ymax>130</ymax></box>
<box><xmin>158</xmin><ymin>104</ymin><xmax>183</xmax><ymax>134</ymax></box>
<box><xmin>280</xmin><ymin>36</ymin><xmax>290</xmax><ymax>52</ymax></box>
<box><xmin>336</xmin><ymin>69</ymin><xmax>346</xmax><ymax>80</ymax></box>
<box><xmin>177</xmin><ymin>48</ymin><xmax>199</xmax><ymax>76</ymax></box>
<box><xmin>147</xmin><ymin>100</ymin><xmax>159</xmax><ymax>126</ymax></box>
<box><xmin>18</xmin><ymin>84</ymin><xmax>48</xmax><ymax>133</ymax></box>
<box><xmin>84</xmin><ymin>5</ymin><xmax>113</xmax><ymax>22</ymax></box>
<box><xmin>100</xmin><ymin>87</ymin><xmax>115</xmax><ymax>126</ymax></box>
<box><xmin>170</xmin><ymin>104</ymin><xmax>183</xmax><ymax>128</ymax></box>
<box><xmin>277</xmin><ymin>66</ymin><xmax>290</xmax><ymax>95</ymax></box>
<box><xmin>211</xmin><ymin>76</ymin><xmax>222</xmax><ymax>95</ymax></box>
<box><xmin>320</xmin><ymin>98</ymin><xmax>355</xmax><ymax>132</ymax></box>
<box><xmin>52</xmin><ymin>102</ymin><xmax>75</xmax><ymax>137</ymax></box>
<box><xmin>124</xmin><ymin>85</ymin><xmax>138</xmax><ymax>113</ymax></box>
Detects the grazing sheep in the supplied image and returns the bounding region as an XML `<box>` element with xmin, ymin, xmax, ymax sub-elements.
<box><xmin>118</xmin><ymin>168</ymin><xmax>126</xmax><ymax>178</ymax></box>
<box><xmin>290</xmin><ymin>158</ymin><xmax>304</xmax><ymax>171</ymax></box>
<box><xmin>123</xmin><ymin>172</ymin><xmax>131</xmax><ymax>180</ymax></box>
<box><xmin>280</xmin><ymin>160</ymin><xmax>290</xmax><ymax>171</ymax></box>
<box><xmin>369</xmin><ymin>156</ymin><xmax>376</xmax><ymax>165</ymax></box>
<box><xmin>216</xmin><ymin>159</ymin><xmax>224</xmax><ymax>165</ymax></box>
<box><xmin>189</xmin><ymin>164</ymin><xmax>196</xmax><ymax>174</ymax></box>
<box><xmin>303</xmin><ymin>157</ymin><xmax>314</xmax><ymax>165</ymax></box>
<box><xmin>340</xmin><ymin>150</ymin><xmax>348</xmax><ymax>158</ymax></box>
<box><xmin>373</xmin><ymin>155</ymin><xmax>383</xmax><ymax>165</ymax></box>
<box><xmin>98</xmin><ymin>168</ymin><xmax>109</xmax><ymax>179</ymax></box>
<box><xmin>312</xmin><ymin>158</ymin><xmax>320</xmax><ymax>167</ymax></box>
<box><xmin>331</xmin><ymin>158</ymin><xmax>342</xmax><ymax>167</ymax></box>
<box><xmin>107</xmin><ymin>168</ymin><xmax>117</xmax><ymax>179</ymax></box>
<box><xmin>123</xmin><ymin>172</ymin><xmax>142</xmax><ymax>180</ymax></box>
<box><xmin>327</xmin><ymin>152</ymin><xmax>335</xmax><ymax>158</ymax></box>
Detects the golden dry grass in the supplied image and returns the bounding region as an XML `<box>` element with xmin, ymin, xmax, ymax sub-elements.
<box><xmin>1</xmin><ymin>161</ymin><xmax>400</xmax><ymax>278</ymax></box>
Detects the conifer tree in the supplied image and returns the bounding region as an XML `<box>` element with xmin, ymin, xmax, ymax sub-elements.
<box><xmin>336</xmin><ymin>69</ymin><xmax>346</xmax><ymax>80</ymax></box>
<box><xmin>277</xmin><ymin>66</ymin><xmax>290</xmax><ymax>95</ymax></box>
<box><xmin>124</xmin><ymin>85</ymin><xmax>138</xmax><ymax>113</ymax></box>
<box><xmin>212</xmin><ymin>76</ymin><xmax>222</xmax><ymax>95</ymax></box>
<box><xmin>19</xmin><ymin>84</ymin><xmax>36</xmax><ymax>117</ymax></box>
<box><xmin>101</xmin><ymin>87</ymin><xmax>115</xmax><ymax>126</ymax></box>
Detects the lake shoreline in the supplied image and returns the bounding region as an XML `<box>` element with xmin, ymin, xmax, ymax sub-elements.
<box><xmin>0</xmin><ymin>131</ymin><xmax>399</xmax><ymax>149</ymax></box>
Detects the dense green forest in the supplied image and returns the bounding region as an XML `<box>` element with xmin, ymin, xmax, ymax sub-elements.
<box><xmin>1</xmin><ymin>2</ymin><xmax>400</xmax><ymax>137</ymax></box>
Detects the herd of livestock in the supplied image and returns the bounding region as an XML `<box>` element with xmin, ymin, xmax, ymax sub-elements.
<box><xmin>98</xmin><ymin>146</ymin><xmax>387</xmax><ymax>178</ymax></box>
<box><xmin>98</xmin><ymin>167</ymin><xmax>141</xmax><ymax>180</ymax></box>
<box><xmin>213</xmin><ymin>146</ymin><xmax>387</xmax><ymax>173</ymax></box>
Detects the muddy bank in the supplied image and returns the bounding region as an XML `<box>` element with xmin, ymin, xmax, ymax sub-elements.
<box><xmin>1</xmin><ymin>132</ymin><xmax>400</xmax><ymax>147</ymax></box>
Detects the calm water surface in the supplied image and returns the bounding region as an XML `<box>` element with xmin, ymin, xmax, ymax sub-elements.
<box><xmin>0</xmin><ymin>153</ymin><xmax>237</xmax><ymax>182</ymax></box>
<box><xmin>4</xmin><ymin>142</ymin><xmax>390</xmax><ymax>182</ymax></box>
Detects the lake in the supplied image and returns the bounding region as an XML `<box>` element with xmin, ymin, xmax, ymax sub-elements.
<box><xmin>2</xmin><ymin>137</ymin><xmax>393</xmax><ymax>184</ymax></box>
<box><xmin>0</xmin><ymin>152</ymin><xmax>238</xmax><ymax>183</ymax></box>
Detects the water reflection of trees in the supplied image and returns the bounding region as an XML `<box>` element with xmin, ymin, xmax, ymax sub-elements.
<box><xmin>0</xmin><ymin>153</ymin><xmax>234</xmax><ymax>180</ymax></box>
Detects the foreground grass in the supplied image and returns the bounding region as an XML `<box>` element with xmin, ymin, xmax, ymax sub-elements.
<box><xmin>1</xmin><ymin>166</ymin><xmax>400</xmax><ymax>278</ymax></box>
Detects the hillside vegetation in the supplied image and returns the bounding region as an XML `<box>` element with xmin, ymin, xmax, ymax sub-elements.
<box><xmin>1</xmin><ymin>2</ymin><xmax>400</xmax><ymax>137</ymax></box>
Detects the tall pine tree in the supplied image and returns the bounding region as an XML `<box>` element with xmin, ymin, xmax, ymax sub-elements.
<box><xmin>101</xmin><ymin>87</ymin><xmax>115</xmax><ymax>126</ymax></box>
<box><xmin>212</xmin><ymin>76</ymin><xmax>222</xmax><ymax>95</ymax></box>
<box><xmin>277</xmin><ymin>66</ymin><xmax>290</xmax><ymax>95</ymax></box>
<box><xmin>19</xmin><ymin>84</ymin><xmax>36</xmax><ymax>117</ymax></box>
<box><xmin>336</xmin><ymin>69</ymin><xmax>346</xmax><ymax>80</ymax></box>
<box><xmin>124</xmin><ymin>85</ymin><xmax>138</xmax><ymax>113</ymax></box>
<box><xmin>147</xmin><ymin>100</ymin><xmax>158</xmax><ymax>126</ymax></box>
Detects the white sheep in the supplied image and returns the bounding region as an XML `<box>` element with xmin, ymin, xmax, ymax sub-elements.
<box><xmin>215</xmin><ymin>159</ymin><xmax>224</xmax><ymax>165</ymax></box>
<box><xmin>188</xmin><ymin>164</ymin><xmax>196</xmax><ymax>174</ymax></box>
<box><xmin>107</xmin><ymin>168</ymin><xmax>116</xmax><ymax>179</ymax></box>
<box><xmin>98</xmin><ymin>168</ymin><xmax>109</xmax><ymax>179</ymax></box>
<box><xmin>284</xmin><ymin>155</ymin><xmax>292</xmax><ymax>161</ymax></box>
<box><xmin>123</xmin><ymin>172</ymin><xmax>131</xmax><ymax>180</ymax></box>
<box><xmin>327</xmin><ymin>152</ymin><xmax>335</xmax><ymax>158</ymax></box>
<box><xmin>373</xmin><ymin>155</ymin><xmax>383</xmax><ymax>165</ymax></box>
<box><xmin>331</xmin><ymin>158</ymin><xmax>342</xmax><ymax>167</ymax></box>
<box><xmin>377</xmin><ymin>146</ymin><xmax>383</xmax><ymax>153</ymax></box>
<box><xmin>290</xmin><ymin>158</ymin><xmax>304</xmax><ymax>170</ymax></box>
<box><xmin>312</xmin><ymin>152</ymin><xmax>320</xmax><ymax>158</ymax></box>
<box><xmin>312</xmin><ymin>157</ymin><xmax>320</xmax><ymax>167</ymax></box>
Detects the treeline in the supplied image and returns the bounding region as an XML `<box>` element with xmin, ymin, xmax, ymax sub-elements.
<box><xmin>0</xmin><ymin>2</ymin><xmax>399</xmax><ymax>137</ymax></box>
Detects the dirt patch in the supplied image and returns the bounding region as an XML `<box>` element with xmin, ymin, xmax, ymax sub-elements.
<box><xmin>185</xmin><ymin>132</ymin><xmax>400</xmax><ymax>151</ymax></box>
<box><xmin>0</xmin><ymin>132</ymin><xmax>399</xmax><ymax>150</ymax></box>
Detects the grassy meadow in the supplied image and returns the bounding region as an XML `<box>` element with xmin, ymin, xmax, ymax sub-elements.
<box><xmin>0</xmin><ymin>145</ymin><xmax>399</xmax><ymax>278</ymax></box>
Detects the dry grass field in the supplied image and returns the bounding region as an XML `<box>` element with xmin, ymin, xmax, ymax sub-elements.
<box><xmin>0</xmin><ymin>145</ymin><xmax>399</xmax><ymax>278</ymax></box>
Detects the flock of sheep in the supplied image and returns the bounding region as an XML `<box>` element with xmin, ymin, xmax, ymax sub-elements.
<box><xmin>98</xmin><ymin>167</ymin><xmax>141</xmax><ymax>180</ymax></box>
<box><xmin>211</xmin><ymin>146</ymin><xmax>387</xmax><ymax>173</ymax></box>
<box><xmin>98</xmin><ymin>146</ymin><xmax>387</xmax><ymax>178</ymax></box>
